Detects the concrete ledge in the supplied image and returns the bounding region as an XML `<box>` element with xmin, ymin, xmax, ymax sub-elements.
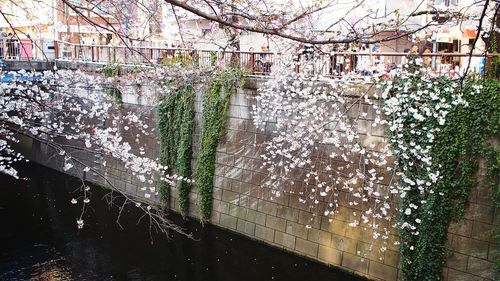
<box><xmin>3</xmin><ymin>60</ymin><xmax>54</xmax><ymax>71</ymax></box>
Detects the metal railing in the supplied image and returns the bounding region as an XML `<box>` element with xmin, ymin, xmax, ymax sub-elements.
<box><xmin>0</xmin><ymin>39</ymin><xmax>21</xmax><ymax>60</ymax></box>
<box><xmin>53</xmin><ymin>40</ymin><xmax>281</xmax><ymax>75</ymax></box>
<box><xmin>0</xmin><ymin>38</ymin><xmax>49</xmax><ymax>60</ymax></box>
<box><xmin>1</xmin><ymin>40</ymin><xmax>497</xmax><ymax>78</ymax></box>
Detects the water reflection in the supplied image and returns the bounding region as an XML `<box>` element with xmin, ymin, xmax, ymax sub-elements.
<box><xmin>0</xmin><ymin>163</ymin><xmax>364</xmax><ymax>281</ymax></box>
<box><xmin>29</xmin><ymin>256</ymin><xmax>73</xmax><ymax>281</ymax></box>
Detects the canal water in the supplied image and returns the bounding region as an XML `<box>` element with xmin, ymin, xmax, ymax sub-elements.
<box><xmin>0</xmin><ymin>163</ymin><xmax>364</xmax><ymax>281</ymax></box>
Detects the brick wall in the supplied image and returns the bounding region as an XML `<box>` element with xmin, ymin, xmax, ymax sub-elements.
<box><xmin>21</xmin><ymin>77</ymin><xmax>498</xmax><ymax>281</ymax></box>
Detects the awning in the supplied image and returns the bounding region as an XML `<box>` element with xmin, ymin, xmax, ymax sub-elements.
<box><xmin>434</xmin><ymin>26</ymin><xmax>466</xmax><ymax>43</ymax></box>
<box><xmin>462</xmin><ymin>27</ymin><xmax>477</xmax><ymax>38</ymax></box>
<box><xmin>436</xmin><ymin>28</ymin><xmax>453</xmax><ymax>43</ymax></box>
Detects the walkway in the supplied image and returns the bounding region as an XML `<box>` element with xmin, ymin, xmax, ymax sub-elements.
<box><xmin>1</xmin><ymin>39</ymin><xmax>498</xmax><ymax>77</ymax></box>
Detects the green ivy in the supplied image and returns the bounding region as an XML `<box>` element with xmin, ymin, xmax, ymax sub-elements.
<box><xmin>388</xmin><ymin>74</ymin><xmax>499</xmax><ymax>281</ymax></box>
<box><xmin>209</xmin><ymin>51</ymin><xmax>218</xmax><ymax>66</ymax></box>
<box><xmin>196</xmin><ymin>69</ymin><xmax>245</xmax><ymax>220</ymax></box>
<box><xmin>157</xmin><ymin>85</ymin><xmax>195</xmax><ymax>216</ymax></box>
<box><xmin>105</xmin><ymin>88</ymin><xmax>122</xmax><ymax>104</ymax></box>
<box><xmin>487</xmin><ymin>30</ymin><xmax>499</xmax><ymax>79</ymax></box>
<box><xmin>100</xmin><ymin>61</ymin><xmax>120</xmax><ymax>77</ymax></box>
<box><xmin>100</xmin><ymin>61</ymin><xmax>122</xmax><ymax>104</ymax></box>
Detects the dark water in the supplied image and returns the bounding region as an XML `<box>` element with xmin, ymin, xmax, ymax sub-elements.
<box><xmin>0</xmin><ymin>163</ymin><xmax>364</xmax><ymax>281</ymax></box>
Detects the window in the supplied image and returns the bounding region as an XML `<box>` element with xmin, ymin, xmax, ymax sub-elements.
<box><xmin>438</xmin><ymin>40</ymin><xmax>460</xmax><ymax>65</ymax></box>
<box><xmin>105</xmin><ymin>34</ymin><xmax>112</xmax><ymax>44</ymax></box>
<box><xmin>201</xmin><ymin>29</ymin><xmax>211</xmax><ymax>36</ymax></box>
<box><xmin>62</xmin><ymin>0</ymin><xmax>82</xmax><ymax>16</ymax></box>
<box><xmin>438</xmin><ymin>40</ymin><xmax>460</xmax><ymax>53</ymax></box>
<box><xmin>434</xmin><ymin>0</ymin><xmax>458</xmax><ymax>6</ymax></box>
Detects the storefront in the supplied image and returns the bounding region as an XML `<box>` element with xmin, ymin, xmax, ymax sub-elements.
<box><xmin>432</xmin><ymin>26</ymin><xmax>481</xmax><ymax>74</ymax></box>
<box><xmin>0</xmin><ymin>31</ymin><xmax>34</xmax><ymax>60</ymax></box>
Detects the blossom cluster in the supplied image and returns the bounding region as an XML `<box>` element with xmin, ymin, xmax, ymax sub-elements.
<box><xmin>0</xmin><ymin>67</ymin><xmax>201</xmax><ymax>234</ymax></box>
<box><xmin>252</xmin><ymin>56</ymin><xmax>478</xmax><ymax>259</ymax></box>
<box><xmin>252</xmin><ymin>59</ymin><xmax>396</xmax><ymax>256</ymax></box>
<box><xmin>382</xmin><ymin>64</ymin><xmax>477</xmax><ymax>249</ymax></box>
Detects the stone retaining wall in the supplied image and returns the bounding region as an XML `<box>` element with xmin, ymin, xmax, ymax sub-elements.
<box><xmin>21</xmin><ymin>77</ymin><xmax>498</xmax><ymax>281</ymax></box>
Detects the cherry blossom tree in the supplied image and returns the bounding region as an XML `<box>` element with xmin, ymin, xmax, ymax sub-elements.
<box><xmin>2</xmin><ymin>0</ymin><xmax>497</xmax><ymax>55</ymax></box>
<box><xmin>0</xmin><ymin>0</ymin><xmax>497</xmax><ymax>251</ymax></box>
<box><xmin>0</xmin><ymin>65</ymin><xmax>210</xmax><ymax>236</ymax></box>
<box><xmin>247</xmin><ymin>0</ymin><xmax>499</xmax><ymax>261</ymax></box>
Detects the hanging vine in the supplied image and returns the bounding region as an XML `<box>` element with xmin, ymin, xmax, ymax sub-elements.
<box><xmin>100</xmin><ymin>62</ymin><xmax>123</xmax><ymax>104</ymax></box>
<box><xmin>384</xmin><ymin>60</ymin><xmax>499</xmax><ymax>281</ymax></box>
<box><xmin>157</xmin><ymin>85</ymin><xmax>195</xmax><ymax>216</ymax></box>
<box><xmin>196</xmin><ymin>69</ymin><xmax>245</xmax><ymax>220</ymax></box>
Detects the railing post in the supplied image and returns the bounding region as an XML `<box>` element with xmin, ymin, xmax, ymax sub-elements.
<box><xmin>350</xmin><ymin>54</ymin><xmax>354</xmax><ymax>73</ymax></box>
<box><xmin>54</xmin><ymin>41</ymin><xmax>59</xmax><ymax>60</ymax></box>
<box><xmin>332</xmin><ymin>54</ymin><xmax>337</xmax><ymax>76</ymax></box>
<box><xmin>251</xmin><ymin>52</ymin><xmax>255</xmax><ymax>74</ymax></box>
